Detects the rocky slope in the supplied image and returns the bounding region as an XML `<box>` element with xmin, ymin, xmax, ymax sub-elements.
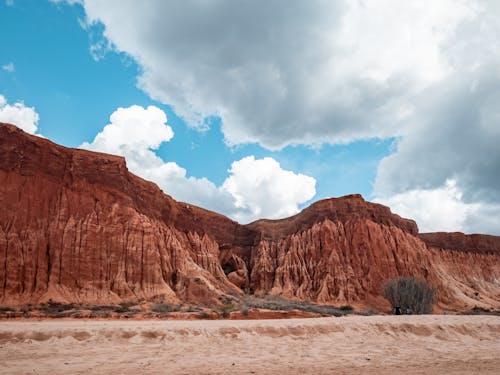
<box><xmin>1</xmin><ymin>123</ymin><xmax>499</xmax><ymax>311</ymax></box>
<box><xmin>420</xmin><ymin>233</ymin><xmax>500</xmax><ymax>310</ymax></box>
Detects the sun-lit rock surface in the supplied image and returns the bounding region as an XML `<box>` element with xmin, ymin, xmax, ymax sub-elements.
<box><xmin>1</xmin><ymin>122</ymin><xmax>499</xmax><ymax>311</ymax></box>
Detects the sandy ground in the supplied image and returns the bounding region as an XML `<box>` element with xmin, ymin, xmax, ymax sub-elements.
<box><xmin>1</xmin><ymin>315</ymin><xmax>499</xmax><ymax>375</ymax></box>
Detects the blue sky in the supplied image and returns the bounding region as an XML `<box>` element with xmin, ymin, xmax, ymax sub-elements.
<box><xmin>1</xmin><ymin>1</ymin><xmax>500</xmax><ymax>234</ymax></box>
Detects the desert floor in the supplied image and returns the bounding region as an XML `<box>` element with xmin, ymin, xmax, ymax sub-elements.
<box><xmin>1</xmin><ymin>315</ymin><xmax>499</xmax><ymax>375</ymax></box>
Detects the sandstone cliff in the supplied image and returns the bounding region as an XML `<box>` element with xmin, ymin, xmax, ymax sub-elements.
<box><xmin>1</xmin><ymin>123</ymin><xmax>499</xmax><ymax>311</ymax></box>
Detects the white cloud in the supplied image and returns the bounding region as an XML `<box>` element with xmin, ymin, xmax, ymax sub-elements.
<box><xmin>49</xmin><ymin>0</ymin><xmax>82</xmax><ymax>5</ymax></box>
<box><xmin>62</xmin><ymin>0</ymin><xmax>500</xmax><ymax>233</ymax></box>
<box><xmin>80</xmin><ymin>105</ymin><xmax>316</xmax><ymax>223</ymax></box>
<box><xmin>222</xmin><ymin>156</ymin><xmax>316</xmax><ymax>222</ymax></box>
<box><xmin>5</xmin><ymin>0</ymin><xmax>14</xmax><ymax>6</ymax></box>
<box><xmin>2</xmin><ymin>63</ymin><xmax>14</xmax><ymax>72</ymax></box>
<box><xmin>74</xmin><ymin>0</ymin><xmax>476</xmax><ymax>149</ymax></box>
<box><xmin>80</xmin><ymin>105</ymin><xmax>173</xmax><ymax>155</ymax></box>
<box><xmin>373</xmin><ymin>60</ymin><xmax>500</xmax><ymax>235</ymax></box>
<box><xmin>375</xmin><ymin>180</ymin><xmax>500</xmax><ymax>235</ymax></box>
<box><xmin>370</xmin><ymin>1</ymin><xmax>500</xmax><ymax>235</ymax></box>
<box><xmin>375</xmin><ymin>180</ymin><xmax>473</xmax><ymax>233</ymax></box>
<box><xmin>0</xmin><ymin>95</ymin><xmax>39</xmax><ymax>134</ymax></box>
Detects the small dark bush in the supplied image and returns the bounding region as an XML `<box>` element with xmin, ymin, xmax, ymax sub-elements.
<box><xmin>50</xmin><ymin>311</ymin><xmax>73</xmax><ymax>318</ymax></box>
<box><xmin>340</xmin><ymin>305</ymin><xmax>353</xmax><ymax>311</ymax></box>
<box><xmin>113</xmin><ymin>306</ymin><xmax>129</xmax><ymax>313</ymax></box>
<box><xmin>185</xmin><ymin>305</ymin><xmax>202</xmax><ymax>313</ymax></box>
<box><xmin>39</xmin><ymin>301</ymin><xmax>76</xmax><ymax>315</ymax></box>
<box><xmin>119</xmin><ymin>301</ymin><xmax>136</xmax><ymax>309</ymax></box>
<box><xmin>90</xmin><ymin>310</ymin><xmax>111</xmax><ymax>318</ymax></box>
<box><xmin>241</xmin><ymin>295</ymin><xmax>347</xmax><ymax>317</ymax></box>
<box><xmin>241</xmin><ymin>306</ymin><xmax>249</xmax><ymax>316</ymax></box>
<box><xmin>382</xmin><ymin>277</ymin><xmax>435</xmax><ymax>314</ymax></box>
<box><xmin>219</xmin><ymin>303</ymin><xmax>236</xmax><ymax>318</ymax></box>
<box><xmin>90</xmin><ymin>305</ymin><xmax>116</xmax><ymax>311</ymax></box>
<box><xmin>20</xmin><ymin>305</ymin><xmax>33</xmax><ymax>318</ymax></box>
<box><xmin>127</xmin><ymin>308</ymin><xmax>142</xmax><ymax>315</ymax></box>
<box><xmin>198</xmin><ymin>311</ymin><xmax>210</xmax><ymax>319</ymax></box>
<box><xmin>151</xmin><ymin>302</ymin><xmax>172</xmax><ymax>314</ymax></box>
<box><xmin>465</xmin><ymin>307</ymin><xmax>500</xmax><ymax>316</ymax></box>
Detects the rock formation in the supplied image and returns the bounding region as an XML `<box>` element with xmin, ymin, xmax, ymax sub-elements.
<box><xmin>1</xmin><ymin>123</ymin><xmax>499</xmax><ymax>311</ymax></box>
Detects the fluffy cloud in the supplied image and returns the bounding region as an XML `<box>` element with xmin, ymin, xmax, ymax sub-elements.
<box><xmin>80</xmin><ymin>105</ymin><xmax>316</xmax><ymax>223</ymax></box>
<box><xmin>80</xmin><ymin>105</ymin><xmax>232</xmax><ymax>213</ymax></box>
<box><xmin>223</xmin><ymin>156</ymin><xmax>316</xmax><ymax>222</ymax></box>
<box><xmin>375</xmin><ymin>180</ymin><xmax>477</xmax><ymax>233</ymax></box>
<box><xmin>0</xmin><ymin>95</ymin><xmax>39</xmax><ymax>134</ymax></box>
<box><xmin>374</xmin><ymin>71</ymin><xmax>500</xmax><ymax>202</ymax></box>
<box><xmin>76</xmin><ymin>0</ymin><xmax>475</xmax><ymax>149</ymax></box>
<box><xmin>2</xmin><ymin>63</ymin><xmax>14</xmax><ymax>72</ymax></box>
<box><xmin>66</xmin><ymin>0</ymin><xmax>500</xmax><ymax>233</ymax></box>
<box><xmin>80</xmin><ymin>105</ymin><xmax>174</xmax><ymax>155</ymax></box>
<box><xmin>376</xmin><ymin>180</ymin><xmax>500</xmax><ymax>235</ymax></box>
<box><xmin>374</xmin><ymin>3</ymin><xmax>500</xmax><ymax>235</ymax></box>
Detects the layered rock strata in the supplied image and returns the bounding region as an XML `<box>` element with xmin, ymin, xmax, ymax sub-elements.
<box><xmin>1</xmin><ymin>123</ymin><xmax>499</xmax><ymax>311</ymax></box>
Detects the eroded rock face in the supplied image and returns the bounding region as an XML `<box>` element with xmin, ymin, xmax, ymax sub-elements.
<box><xmin>420</xmin><ymin>232</ymin><xmax>500</xmax><ymax>254</ymax></box>
<box><xmin>1</xmin><ymin>123</ymin><xmax>499</xmax><ymax>311</ymax></box>
<box><xmin>0</xmin><ymin>123</ymin><xmax>242</xmax><ymax>305</ymax></box>
<box><xmin>249</xmin><ymin>220</ymin><xmax>431</xmax><ymax>305</ymax></box>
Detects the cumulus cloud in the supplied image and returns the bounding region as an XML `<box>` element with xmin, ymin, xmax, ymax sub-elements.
<box><xmin>0</xmin><ymin>95</ymin><xmax>39</xmax><ymax>134</ymax></box>
<box><xmin>376</xmin><ymin>180</ymin><xmax>500</xmax><ymax>235</ymax></box>
<box><xmin>2</xmin><ymin>63</ymin><xmax>14</xmax><ymax>72</ymax></box>
<box><xmin>375</xmin><ymin>180</ymin><xmax>476</xmax><ymax>233</ymax></box>
<box><xmin>65</xmin><ymin>0</ymin><xmax>500</xmax><ymax>233</ymax></box>
<box><xmin>374</xmin><ymin>2</ymin><xmax>500</xmax><ymax>234</ymax></box>
<box><xmin>81</xmin><ymin>105</ymin><xmax>174</xmax><ymax>155</ymax></box>
<box><xmin>75</xmin><ymin>0</ymin><xmax>476</xmax><ymax>149</ymax></box>
<box><xmin>375</xmin><ymin>73</ymin><xmax>500</xmax><ymax>202</ymax></box>
<box><xmin>80</xmin><ymin>105</ymin><xmax>231</xmax><ymax>212</ymax></box>
<box><xmin>80</xmin><ymin>105</ymin><xmax>316</xmax><ymax>223</ymax></box>
<box><xmin>223</xmin><ymin>156</ymin><xmax>316</xmax><ymax>222</ymax></box>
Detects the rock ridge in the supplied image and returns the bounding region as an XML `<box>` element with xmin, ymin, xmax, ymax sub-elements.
<box><xmin>420</xmin><ymin>232</ymin><xmax>500</xmax><ymax>254</ymax></box>
<box><xmin>1</xmin><ymin>123</ymin><xmax>499</xmax><ymax>311</ymax></box>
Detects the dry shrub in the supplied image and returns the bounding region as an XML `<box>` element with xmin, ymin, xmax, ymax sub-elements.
<box><xmin>151</xmin><ymin>302</ymin><xmax>180</xmax><ymax>314</ymax></box>
<box><xmin>382</xmin><ymin>277</ymin><xmax>435</xmax><ymax>314</ymax></box>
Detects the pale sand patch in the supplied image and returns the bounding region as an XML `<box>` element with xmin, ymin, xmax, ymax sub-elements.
<box><xmin>1</xmin><ymin>315</ymin><xmax>499</xmax><ymax>374</ymax></box>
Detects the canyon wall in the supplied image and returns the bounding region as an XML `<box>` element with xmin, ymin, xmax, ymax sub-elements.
<box><xmin>1</xmin><ymin>123</ymin><xmax>499</xmax><ymax>311</ymax></box>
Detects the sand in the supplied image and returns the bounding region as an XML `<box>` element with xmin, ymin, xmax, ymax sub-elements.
<box><xmin>1</xmin><ymin>315</ymin><xmax>499</xmax><ymax>374</ymax></box>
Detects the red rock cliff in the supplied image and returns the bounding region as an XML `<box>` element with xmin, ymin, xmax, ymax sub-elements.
<box><xmin>1</xmin><ymin>123</ymin><xmax>499</xmax><ymax>311</ymax></box>
<box><xmin>0</xmin><ymin>123</ymin><xmax>246</xmax><ymax>305</ymax></box>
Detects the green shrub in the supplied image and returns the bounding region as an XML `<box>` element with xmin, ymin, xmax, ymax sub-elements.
<box><xmin>219</xmin><ymin>303</ymin><xmax>236</xmax><ymax>318</ymax></box>
<box><xmin>241</xmin><ymin>306</ymin><xmax>250</xmax><ymax>316</ymax></box>
<box><xmin>151</xmin><ymin>302</ymin><xmax>172</xmax><ymax>314</ymax></box>
<box><xmin>241</xmin><ymin>295</ymin><xmax>348</xmax><ymax>317</ymax></box>
<box><xmin>113</xmin><ymin>306</ymin><xmax>129</xmax><ymax>313</ymax></box>
<box><xmin>340</xmin><ymin>305</ymin><xmax>353</xmax><ymax>311</ymax></box>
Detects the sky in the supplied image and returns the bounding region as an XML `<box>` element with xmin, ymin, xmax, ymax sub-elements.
<box><xmin>1</xmin><ymin>0</ymin><xmax>499</xmax><ymax>234</ymax></box>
